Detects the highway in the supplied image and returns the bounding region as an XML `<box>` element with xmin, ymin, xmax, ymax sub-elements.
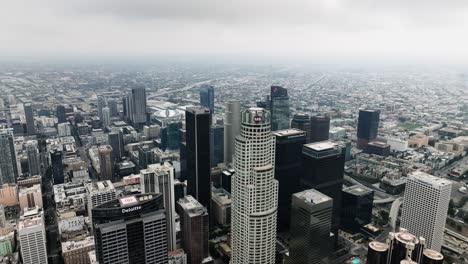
<box><xmin>147</xmin><ymin>79</ymin><xmax>218</xmax><ymax>99</ymax></box>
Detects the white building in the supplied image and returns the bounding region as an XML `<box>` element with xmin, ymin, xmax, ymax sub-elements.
<box><xmin>140</xmin><ymin>162</ymin><xmax>176</xmax><ymax>250</ymax></box>
<box><xmin>168</xmin><ymin>249</ymin><xmax>187</xmax><ymax>264</ymax></box>
<box><xmin>18</xmin><ymin>184</ymin><xmax>43</xmax><ymax>210</ymax></box>
<box><xmin>211</xmin><ymin>188</ymin><xmax>231</xmax><ymax>225</ymax></box>
<box><xmin>386</xmin><ymin>137</ymin><xmax>409</xmax><ymax>152</ymax></box>
<box><xmin>231</xmin><ymin>108</ymin><xmax>278</xmax><ymax>264</ymax></box>
<box><xmin>143</xmin><ymin>125</ymin><xmax>160</xmax><ymax>139</ymax></box>
<box><xmin>400</xmin><ymin>171</ymin><xmax>452</xmax><ymax>251</ymax></box>
<box><xmin>85</xmin><ymin>181</ymin><xmax>116</xmax><ymax>222</ymax></box>
<box><xmin>101</xmin><ymin>107</ymin><xmax>111</xmax><ymax>127</ymax></box>
<box><xmin>57</xmin><ymin>122</ymin><xmax>72</xmax><ymax>137</ymax></box>
<box><xmin>18</xmin><ymin>208</ymin><xmax>48</xmax><ymax>264</ymax></box>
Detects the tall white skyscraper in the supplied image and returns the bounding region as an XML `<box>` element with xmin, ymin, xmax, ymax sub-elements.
<box><xmin>224</xmin><ymin>100</ymin><xmax>241</xmax><ymax>164</ymax></box>
<box><xmin>140</xmin><ymin>162</ymin><xmax>177</xmax><ymax>251</ymax></box>
<box><xmin>18</xmin><ymin>208</ymin><xmax>48</xmax><ymax>264</ymax></box>
<box><xmin>101</xmin><ymin>107</ymin><xmax>111</xmax><ymax>127</ymax></box>
<box><xmin>231</xmin><ymin>107</ymin><xmax>278</xmax><ymax>264</ymax></box>
<box><xmin>400</xmin><ymin>171</ymin><xmax>452</xmax><ymax>251</ymax></box>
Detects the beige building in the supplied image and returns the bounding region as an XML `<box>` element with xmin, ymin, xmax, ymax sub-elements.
<box><xmin>19</xmin><ymin>184</ymin><xmax>42</xmax><ymax>210</ymax></box>
<box><xmin>62</xmin><ymin>236</ymin><xmax>95</xmax><ymax>264</ymax></box>
<box><xmin>0</xmin><ymin>184</ymin><xmax>18</xmax><ymax>207</ymax></box>
<box><xmin>408</xmin><ymin>133</ymin><xmax>429</xmax><ymax>148</ymax></box>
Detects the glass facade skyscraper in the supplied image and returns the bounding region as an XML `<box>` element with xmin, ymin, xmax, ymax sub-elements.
<box><xmin>310</xmin><ymin>115</ymin><xmax>330</xmax><ymax>143</ymax></box>
<box><xmin>0</xmin><ymin>129</ymin><xmax>18</xmax><ymax>184</ymax></box>
<box><xmin>291</xmin><ymin>113</ymin><xmax>311</xmax><ymax>142</ymax></box>
<box><xmin>200</xmin><ymin>85</ymin><xmax>215</xmax><ymax>114</ymax></box>
<box><xmin>24</xmin><ymin>103</ymin><xmax>35</xmax><ymax>135</ymax></box>
<box><xmin>185</xmin><ymin>107</ymin><xmax>211</xmax><ymax>211</ymax></box>
<box><xmin>357</xmin><ymin>109</ymin><xmax>380</xmax><ymax>149</ymax></box>
<box><xmin>210</xmin><ymin>124</ymin><xmax>224</xmax><ymax>167</ymax></box>
<box><xmin>130</xmin><ymin>86</ymin><xmax>147</xmax><ymax>126</ymax></box>
<box><xmin>270</xmin><ymin>86</ymin><xmax>290</xmax><ymax>131</ymax></box>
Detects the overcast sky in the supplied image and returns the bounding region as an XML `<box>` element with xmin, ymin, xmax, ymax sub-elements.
<box><xmin>1</xmin><ymin>0</ymin><xmax>468</xmax><ymax>63</ymax></box>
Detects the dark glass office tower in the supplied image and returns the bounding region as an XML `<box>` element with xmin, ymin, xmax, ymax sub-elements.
<box><xmin>138</xmin><ymin>145</ymin><xmax>154</xmax><ymax>170</ymax></box>
<box><xmin>270</xmin><ymin>86</ymin><xmax>290</xmax><ymax>131</ymax></box>
<box><xmin>310</xmin><ymin>115</ymin><xmax>330</xmax><ymax>143</ymax></box>
<box><xmin>210</xmin><ymin>124</ymin><xmax>224</xmax><ymax>167</ymax></box>
<box><xmin>273</xmin><ymin>129</ymin><xmax>306</xmax><ymax>233</ymax></box>
<box><xmin>56</xmin><ymin>105</ymin><xmax>67</xmax><ymax>123</ymax></box>
<box><xmin>26</xmin><ymin>143</ymin><xmax>40</xmax><ymax>176</ymax></box>
<box><xmin>161</xmin><ymin>121</ymin><xmax>181</xmax><ymax>150</ymax></box>
<box><xmin>130</xmin><ymin>86</ymin><xmax>147</xmax><ymax>126</ymax></box>
<box><xmin>301</xmin><ymin>141</ymin><xmax>345</xmax><ymax>242</ymax></box>
<box><xmin>50</xmin><ymin>148</ymin><xmax>64</xmax><ymax>184</ymax></box>
<box><xmin>357</xmin><ymin>109</ymin><xmax>380</xmax><ymax>149</ymax></box>
<box><xmin>291</xmin><ymin>113</ymin><xmax>311</xmax><ymax>142</ymax></box>
<box><xmin>288</xmin><ymin>189</ymin><xmax>333</xmax><ymax>264</ymax></box>
<box><xmin>108</xmin><ymin>131</ymin><xmax>124</xmax><ymax>162</ymax></box>
<box><xmin>185</xmin><ymin>107</ymin><xmax>211</xmax><ymax>211</ymax></box>
<box><xmin>200</xmin><ymin>85</ymin><xmax>215</xmax><ymax>114</ymax></box>
<box><xmin>92</xmin><ymin>193</ymin><xmax>168</xmax><ymax>264</ymax></box>
<box><xmin>107</xmin><ymin>99</ymin><xmax>119</xmax><ymax>117</ymax></box>
<box><xmin>24</xmin><ymin>103</ymin><xmax>35</xmax><ymax>135</ymax></box>
<box><xmin>0</xmin><ymin>129</ymin><xmax>18</xmax><ymax>184</ymax></box>
<box><xmin>341</xmin><ymin>185</ymin><xmax>374</xmax><ymax>233</ymax></box>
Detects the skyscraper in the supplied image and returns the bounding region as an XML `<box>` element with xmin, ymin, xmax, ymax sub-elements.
<box><xmin>223</xmin><ymin>100</ymin><xmax>241</xmax><ymax>164</ymax></box>
<box><xmin>107</xmin><ymin>99</ymin><xmax>119</xmax><ymax>117</ymax></box>
<box><xmin>98</xmin><ymin>145</ymin><xmax>113</xmax><ymax>181</ymax></box>
<box><xmin>130</xmin><ymin>86</ymin><xmax>147</xmax><ymax>126</ymax></box>
<box><xmin>161</xmin><ymin>121</ymin><xmax>181</xmax><ymax>150</ymax></box>
<box><xmin>176</xmin><ymin>195</ymin><xmax>209</xmax><ymax>264</ymax></box>
<box><xmin>92</xmin><ymin>194</ymin><xmax>168</xmax><ymax>264</ymax></box>
<box><xmin>310</xmin><ymin>115</ymin><xmax>330</xmax><ymax>143</ymax></box>
<box><xmin>0</xmin><ymin>129</ymin><xmax>18</xmax><ymax>184</ymax></box>
<box><xmin>273</xmin><ymin>128</ymin><xmax>306</xmax><ymax>233</ymax></box>
<box><xmin>101</xmin><ymin>107</ymin><xmax>111</xmax><ymax>127</ymax></box>
<box><xmin>26</xmin><ymin>142</ymin><xmax>40</xmax><ymax>176</ymax></box>
<box><xmin>200</xmin><ymin>85</ymin><xmax>215</xmax><ymax>114</ymax></box>
<box><xmin>56</xmin><ymin>105</ymin><xmax>67</xmax><ymax>123</ymax></box>
<box><xmin>210</xmin><ymin>124</ymin><xmax>224</xmax><ymax>167</ymax></box>
<box><xmin>97</xmin><ymin>96</ymin><xmax>106</xmax><ymax>120</ymax></box>
<box><xmin>141</xmin><ymin>162</ymin><xmax>177</xmax><ymax>250</ymax></box>
<box><xmin>231</xmin><ymin>107</ymin><xmax>278</xmax><ymax>264</ymax></box>
<box><xmin>270</xmin><ymin>86</ymin><xmax>290</xmax><ymax>131</ymax></box>
<box><xmin>185</xmin><ymin>107</ymin><xmax>211</xmax><ymax>211</ymax></box>
<box><xmin>50</xmin><ymin>147</ymin><xmax>64</xmax><ymax>184</ymax></box>
<box><xmin>86</xmin><ymin>181</ymin><xmax>116</xmax><ymax>221</ymax></box>
<box><xmin>108</xmin><ymin>131</ymin><xmax>124</xmax><ymax>162</ymax></box>
<box><xmin>18</xmin><ymin>208</ymin><xmax>48</xmax><ymax>264</ymax></box>
<box><xmin>288</xmin><ymin>189</ymin><xmax>333</xmax><ymax>264</ymax></box>
<box><xmin>24</xmin><ymin>103</ymin><xmax>35</xmax><ymax>135</ymax></box>
<box><xmin>400</xmin><ymin>171</ymin><xmax>452</xmax><ymax>251</ymax></box>
<box><xmin>341</xmin><ymin>185</ymin><xmax>374</xmax><ymax>232</ymax></box>
<box><xmin>301</xmin><ymin>141</ymin><xmax>345</xmax><ymax>242</ymax></box>
<box><xmin>291</xmin><ymin>113</ymin><xmax>311</xmax><ymax>142</ymax></box>
<box><xmin>138</xmin><ymin>145</ymin><xmax>154</xmax><ymax>170</ymax></box>
<box><xmin>357</xmin><ymin>109</ymin><xmax>380</xmax><ymax>149</ymax></box>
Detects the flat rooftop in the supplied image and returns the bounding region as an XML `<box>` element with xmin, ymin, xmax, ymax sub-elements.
<box><xmin>409</xmin><ymin>171</ymin><xmax>452</xmax><ymax>188</ymax></box>
<box><xmin>273</xmin><ymin>128</ymin><xmax>306</xmax><ymax>137</ymax></box>
<box><xmin>293</xmin><ymin>189</ymin><xmax>331</xmax><ymax>205</ymax></box>
<box><xmin>178</xmin><ymin>195</ymin><xmax>206</xmax><ymax>217</ymax></box>
<box><xmin>343</xmin><ymin>185</ymin><xmax>373</xmax><ymax>196</ymax></box>
<box><xmin>304</xmin><ymin>141</ymin><xmax>338</xmax><ymax>151</ymax></box>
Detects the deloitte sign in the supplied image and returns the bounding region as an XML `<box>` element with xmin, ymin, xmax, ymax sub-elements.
<box><xmin>122</xmin><ymin>205</ymin><xmax>142</xmax><ymax>214</ymax></box>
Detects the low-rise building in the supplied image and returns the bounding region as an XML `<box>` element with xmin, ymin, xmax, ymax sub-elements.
<box><xmin>62</xmin><ymin>236</ymin><xmax>95</xmax><ymax>264</ymax></box>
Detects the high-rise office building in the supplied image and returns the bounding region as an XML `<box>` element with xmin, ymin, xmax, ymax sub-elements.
<box><xmin>138</xmin><ymin>145</ymin><xmax>154</xmax><ymax>170</ymax></box>
<box><xmin>200</xmin><ymin>85</ymin><xmax>215</xmax><ymax>114</ymax></box>
<box><xmin>0</xmin><ymin>129</ymin><xmax>18</xmax><ymax>184</ymax></box>
<box><xmin>301</xmin><ymin>141</ymin><xmax>345</xmax><ymax>242</ymax></box>
<box><xmin>176</xmin><ymin>195</ymin><xmax>209</xmax><ymax>264</ymax></box>
<box><xmin>288</xmin><ymin>189</ymin><xmax>333</xmax><ymax>264</ymax></box>
<box><xmin>18</xmin><ymin>208</ymin><xmax>48</xmax><ymax>264</ymax></box>
<box><xmin>24</xmin><ymin>103</ymin><xmax>35</xmax><ymax>135</ymax></box>
<box><xmin>185</xmin><ymin>107</ymin><xmax>211</xmax><ymax>211</ymax></box>
<box><xmin>310</xmin><ymin>115</ymin><xmax>330</xmax><ymax>143</ymax></box>
<box><xmin>273</xmin><ymin>129</ymin><xmax>306</xmax><ymax>233</ymax></box>
<box><xmin>98</xmin><ymin>145</ymin><xmax>113</xmax><ymax>181</ymax></box>
<box><xmin>161</xmin><ymin>121</ymin><xmax>181</xmax><ymax>150</ymax></box>
<box><xmin>341</xmin><ymin>185</ymin><xmax>374</xmax><ymax>232</ymax></box>
<box><xmin>357</xmin><ymin>109</ymin><xmax>380</xmax><ymax>149</ymax></box>
<box><xmin>57</xmin><ymin>122</ymin><xmax>72</xmax><ymax>137</ymax></box>
<box><xmin>291</xmin><ymin>113</ymin><xmax>311</xmax><ymax>142</ymax></box>
<box><xmin>92</xmin><ymin>194</ymin><xmax>168</xmax><ymax>264</ymax></box>
<box><xmin>270</xmin><ymin>86</ymin><xmax>290</xmax><ymax>131</ymax></box>
<box><xmin>141</xmin><ymin>162</ymin><xmax>177</xmax><ymax>250</ymax></box>
<box><xmin>97</xmin><ymin>96</ymin><xmax>106</xmax><ymax>120</ymax></box>
<box><xmin>367</xmin><ymin>241</ymin><xmax>389</xmax><ymax>264</ymax></box>
<box><xmin>101</xmin><ymin>107</ymin><xmax>111</xmax><ymax>127</ymax></box>
<box><xmin>86</xmin><ymin>181</ymin><xmax>116</xmax><ymax>222</ymax></box>
<box><xmin>108</xmin><ymin>131</ymin><xmax>124</xmax><ymax>162</ymax></box>
<box><xmin>50</xmin><ymin>148</ymin><xmax>64</xmax><ymax>184</ymax></box>
<box><xmin>107</xmin><ymin>99</ymin><xmax>119</xmax><ymax>117</ymax></box>
<box><xmin>223</xmin><ymin>101</ymin><xmax>241</xmax><ymax>164</ymax></box>
<box><xmin>231</xmin><ymin>107</ymin><xmax>278</xmax><ymax>264</ymax></box>
<box><xmin>130</xmin><ymin>86</ymin><xmax>147</xmax><ymax>125</ymax></box>
<box><xmin>26</xmin><ymin>142</ymin><xmax>40</xmax><ymax>176</ymax></box>
<box><xmin>400</xmin><ymin>171</ymin><xmax>451</xmax><ymax>251</ymax></box>
<box><xmin>210</xmin><ymin>124</ymin><xmax>224</xmax><ymax>167</ymax></box>
<box><xmin>56</xmin><ymin>105</ymin><xmax>67</xmax><ymax>123</ymax></box>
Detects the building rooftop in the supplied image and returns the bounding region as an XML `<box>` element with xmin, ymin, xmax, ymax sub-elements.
<box><xmin>409</xmin><ymin>171</ymin><xmax>452</xmax><ymax>188</ymax></box>
<box><xmin>178</xmin><ymin>195</ymin><xmax>207</xmax><ymax>217</ymax></box>
<box><xmin>273</xmin><ymin>128</ymin><xmax>306</xmax><ymax>137</ymax></box>
<box><xmin>343</xmin><ymin>185</ymin><xmax>373</xmax><ymax>196</ymax></box>
<box><xmin>304</xmin><ymin>141</ymin><xmax>339</xmax><ymax>152</ymax></box>
<box><xmin>62</xmin><ymin>236</ymin><xmax>95</xmax><ymax>253</ymax></box>
<box><xmin>293</xmin><ymin>189</ymin><xmax>331</xmax><ymax>205</ymax></box>
<box><xmin>86</xmin><ymin>180</ymin><xmax>115</xmax><ymax>193</ymax></box>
